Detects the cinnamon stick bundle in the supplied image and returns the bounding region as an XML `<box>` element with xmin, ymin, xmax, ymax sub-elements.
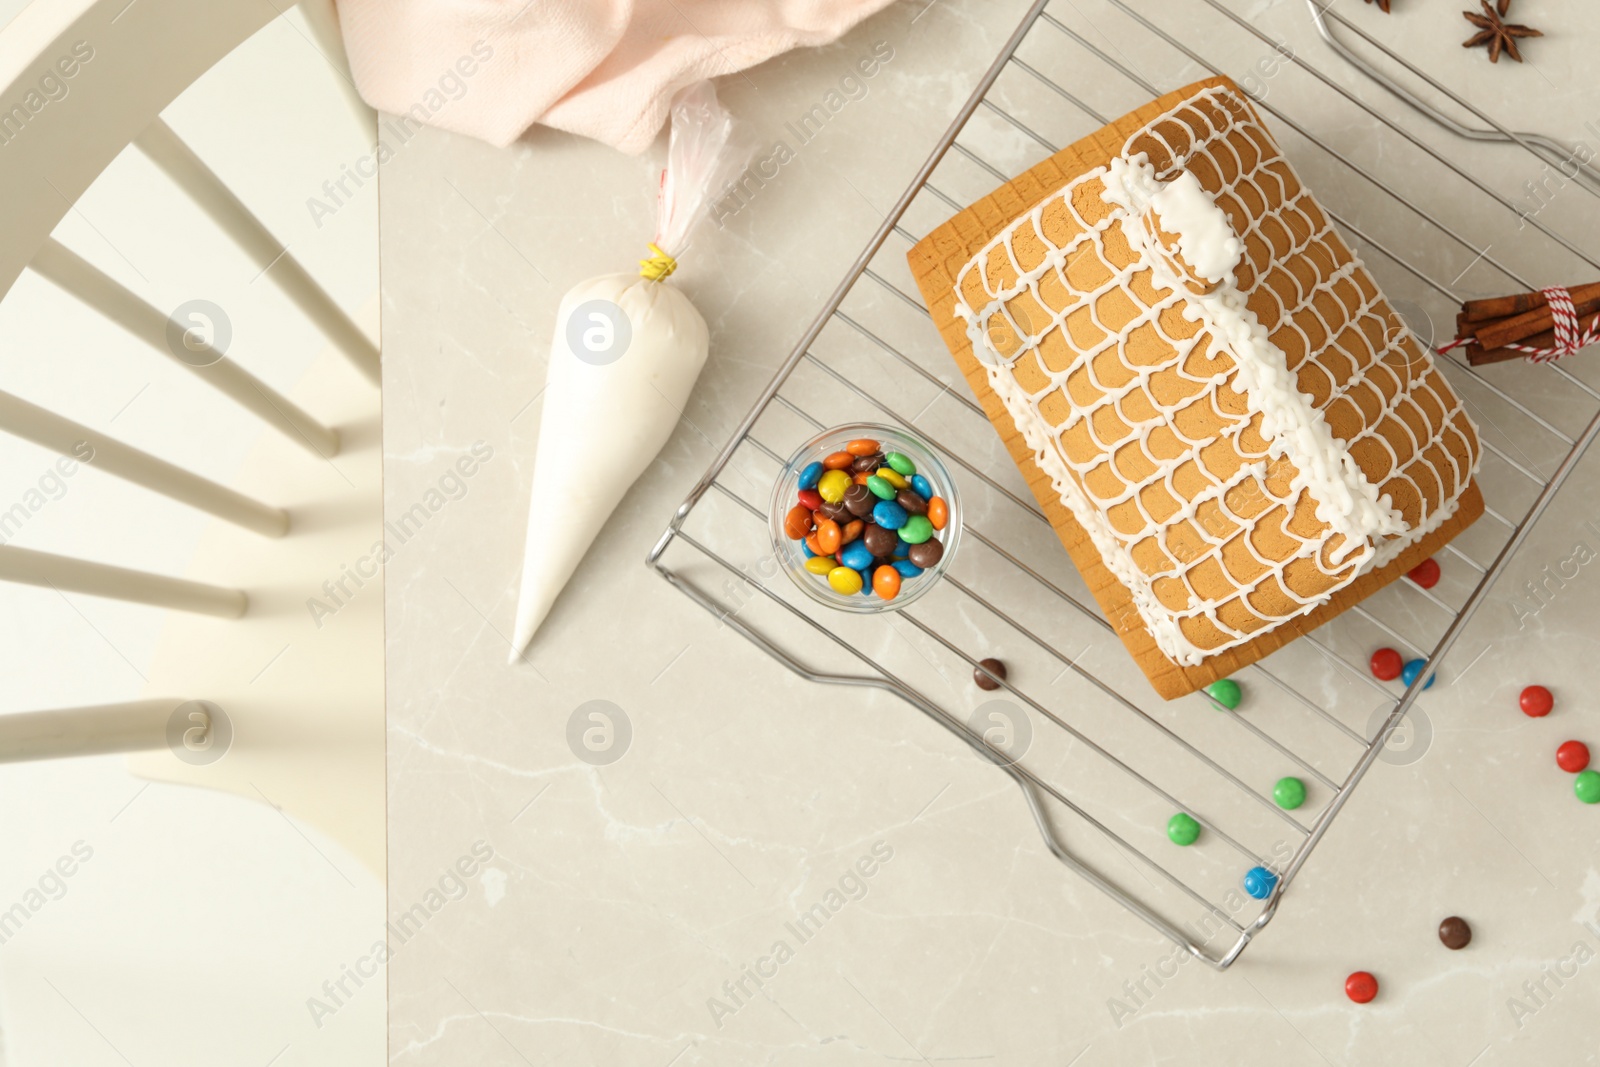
<box><xmin>1451</xmin><ymin>282</ymin><xmax>1600</xmax><ymax>366</ymax></box>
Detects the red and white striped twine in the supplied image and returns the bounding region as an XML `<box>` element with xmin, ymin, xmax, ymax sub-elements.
<box><xmin>1437</xmin><ymin>286</ymin><xmax>1600</xmax><ymax>363</ymax></box>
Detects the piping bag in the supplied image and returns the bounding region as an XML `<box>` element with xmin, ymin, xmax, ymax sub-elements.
<box><xmin>509</xmin><ymin>81</ymin><xmax>740</xmax><ymax>660</ymax></box>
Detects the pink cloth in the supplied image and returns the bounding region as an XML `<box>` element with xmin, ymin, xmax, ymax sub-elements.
<box><xmin>335</xmin><ymin>0</ymin><xmax>897</xmax><ymax>154</ymax></box>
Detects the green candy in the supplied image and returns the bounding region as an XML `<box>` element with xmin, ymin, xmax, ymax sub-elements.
<box><xmin>1576</xmin><ymin>770</ymin><xmax>1600</xmax><ymax>805</ymax></box>
<box><xmin>1273</xmin><ymin>776</ymin><xmax>1306</xmax><ymax>810</ymax></box>
<box><xmin>898</xmin><ymin>514</ymin><xmax>934</xmax><ymax>544</ymax></box>
<box><xmin>1205</xmin><ymin>678</ymin><xmax>1241</xmax><ymax>710</ymax></box>
<box><xmin>865</xmin><ymin>475</ymin><xmax>897</xmax><ymax>501</ymax></box>
<box><xmin>1167</xmin><ymin>812</ymin><xmax>1200</xmax><ymax>846</ymax></box>
<box><xmin>884</xmin><ymin>451</ymin><xmax>916</xmax><ymax>477</ymax></box>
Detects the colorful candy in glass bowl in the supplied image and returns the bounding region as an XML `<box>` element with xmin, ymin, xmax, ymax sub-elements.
<box><xmin>770</xmin><ymin>424</ymin><xmax>960</xmax><ymax>612</ymax></box>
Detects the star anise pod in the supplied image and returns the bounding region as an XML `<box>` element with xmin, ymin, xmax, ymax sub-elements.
<box><xmin>1462</xmin><ymin>0</ymin><xmax>1542</xmax><ymax>63</ymax></box>
<box><xmin>1362</xmin><ymin>0</ymin><xmax>1392</xmax><ymax>12</ymax></box>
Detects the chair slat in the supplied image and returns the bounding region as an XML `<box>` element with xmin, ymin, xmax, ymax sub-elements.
<box><xmin>30</xmin><ymin>238</ymin><xmax>341</xmax><ymax>457</ymax></box>
<box><xmin>134</xmin><ymin>118</ymin><xmax>381</xmax><ymax>385</ymax></box>
<box><xmin>0</xmin><ymin>543</ymin><xmax>246</xmax><ymax>617</ymax></box>
<box><xmin>0</xmin><ymin>699</ymin><xmax>182</xmax><ymax>762</ymax></box>
<box><xmin>0</xmin><ymin>389</ymin><xmax>289</xmax><ymax>537</ymax></box>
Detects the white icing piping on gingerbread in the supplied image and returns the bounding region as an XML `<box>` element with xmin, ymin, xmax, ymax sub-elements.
<box><xmin>950</xmin><ymin>85</ymin><xmax>1479</xmax><ymax>667</ymax></box>
<box><xmin>1101</xmin><ymin>157</ymin><xmax>1407</xmax><ymax>560</ymax></box>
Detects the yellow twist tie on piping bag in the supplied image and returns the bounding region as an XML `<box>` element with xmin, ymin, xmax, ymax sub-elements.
<box><xmin>639</xmin><ymin>243</ymin><xmax>677</xmax><ymax>281</ymax></box>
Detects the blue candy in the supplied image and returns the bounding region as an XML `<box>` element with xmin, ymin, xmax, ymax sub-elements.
<box><xmin>893</xmin><ymin>541</ymin><xmax>910</xmax><ymax>560</ymax></box>
<box><xmin>1401</xmin><ymin>659</ymin><xmax>1435</xmax><ymax>690</ymax></box>
<box><xmin>893</xmin><ymin>559</ymin><xmax>924</xmax><ymax>579</ymax></box>
<box><xmin>911</xmin><ymin>474</ymin><xmax>933</xmax><ymax>500</ymax></box>
<box><xmin>839</xmin><ymin>540</ymin><xmax>874</xmax><ymax>571</ymax></box>
<box><xmin>801</xmin><ymin>541</ymin><xmax>816</xmax><ymax>558</ymax></box>
<box><xmin>872</xmin><ymin>500</ymin><xmax>909</xmax><ymax>530</ymax></box>
<box><xmin>859</xmin><ymin>569</ymin><xmax>874</xmax><ymax>595</ymax></box>
<box><xmin>1242</xmin><ymin>866</ymin><xmax>1278</xmax><ymax>900</ymax></box>
<box><xmin>797</xmin><ymin>461</ymin><xmax>823</xmax><ymax>491</ymax></box>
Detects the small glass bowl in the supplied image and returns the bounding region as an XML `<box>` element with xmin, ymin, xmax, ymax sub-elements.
<box><xmin>769</xmin><ymin>422</ymin><xmax>962</xmax><ymax>613</ymax></box>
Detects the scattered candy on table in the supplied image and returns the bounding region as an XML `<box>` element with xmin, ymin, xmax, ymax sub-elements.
<box><xmin>1273</xmin><ymin>776</ymin><xmax>1306</xmax><ymax>810</ymax></box>
<box><xmin>1369</xmin><ymin>647</ymin><xmax>1403</xmax><ymax>681</ymax></box>
<box><xmin>782</xmin><ymin>436</ymin><xmax>950</xmax><ymax>603</ymax></box>
<box><xmin>1345</xmin><ymin>971</ymin><xmax>1379</xmax><ymax>1004</ymax></box>
<box><xmin>1520</xmin><ymin>684</ymin><xmax>1554</xmax><ymax>717</ymax></box>
<box><xmin>1167</xmin><ymin>812</ymin><xmax>1200</xmax><ymax>846</ymax></box>
<box><xmin>1242</xmin><ymin>865</ymin><xmax>1277</xmax><ymax>900</ymax></box>
<box><xmin>1407</xmin><ymin>557</ymin><xmax>1440</xmax><ymax>589</ymax></box>
<box><xmin>974</xmin><ymin>657</ymin><xmax>1007</xmax><ymax>692</ymax></box>
<box><xmin>1401</xmin><ymin>658</ymin><xmax>1435</xmax><ymax>689</ymax></box>
<box><xmin>1438</xmin><ymin>916</ymin><xmax>1472</xmax><ymax>950</ymax></box>
<box><xmin>1206</xmin><ymin>678</ymin><xmax>1241</xmax><ymax>710</ymax></box>
<box><xmin>1557</xmin><ymin>740</ymin><xmax>1590</xmax><ymax>773</ymax></box>
<box><xmin>1575</xmin><ymin>769</ymin><xmax>1600</xmax><ymax>804</ymax></box>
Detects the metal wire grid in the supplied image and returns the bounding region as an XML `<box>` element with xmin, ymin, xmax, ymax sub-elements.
<box><xmin>648</xmin><ymin>0</ymin><xmax>1600</xmax><ymax>967</ymax></box>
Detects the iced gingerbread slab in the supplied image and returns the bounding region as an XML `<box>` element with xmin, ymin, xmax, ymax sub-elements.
<box><xmin>907</xmin><ymin>76</ymin><xmax>1482</xmax><ymax>699</ymax></box>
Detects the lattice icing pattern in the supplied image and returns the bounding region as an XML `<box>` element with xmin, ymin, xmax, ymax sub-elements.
<box><xmin>951</xmin><ymin>86</ymin><xmax>1480</xmax><ymax>667</ymax></box>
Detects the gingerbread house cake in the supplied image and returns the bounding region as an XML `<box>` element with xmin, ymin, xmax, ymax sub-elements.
<box><xmin>908</xmin><ymin>76</ymin><xmax>1482</xmax><ymax>699</ymax></box>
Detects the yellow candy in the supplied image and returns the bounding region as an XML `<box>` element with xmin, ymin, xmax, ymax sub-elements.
<box><xmin>875</xmin><ymin>467</ymin><xmax>908</xmax><ymax>490</ymax></box>
<box><xmin>826</xmin><ymin>565</ymin><xmax>863</xmax><ymax>595</ymax></box>
<box><xmin>817</xmin><ymin>468</ymin><xmax>852</xmax><ymax>503</ymax></box>
<box><xmin>804</xmin><ymin>556</ymin><xmax>834</xmax><ymax>575</ymax></box>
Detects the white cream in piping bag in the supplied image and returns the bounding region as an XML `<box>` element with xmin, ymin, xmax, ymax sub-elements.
<box><xmin>951</xmin><ymin>87</ymin><xmax>1476</xmax><ymax>667</ymax></box>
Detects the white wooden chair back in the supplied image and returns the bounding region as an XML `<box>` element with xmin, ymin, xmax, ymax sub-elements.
<box><xmin>0</xmin><ymin>0</ymin><xmax>383</xmax><ymax>869</ymax></box>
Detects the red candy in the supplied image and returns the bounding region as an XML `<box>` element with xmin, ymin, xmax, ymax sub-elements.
<box><xmin>1370</xmin><ymin>647</ymin><xmax>1403</xmax><ymax>681</ymax></box>
<box><xmin>1557</xmin><ymin>741</ymin><xmax>1591</xmax><ymax>773</ymax></box>
<box><xmin>797</xmin><ymin>488</ymin><xmax>822</xmax><ymax>511</ymax></box>
<box><xmin>1520</xmin><ymin>685</ymin><xmax>1554</xmax><ymax>718</ymax></box>
<box><xmin>1345</xmin><ymin>971</ymin><xmax>1378</xmax><ymax>1004</ymax></box>
<box><xmin>1407</xmin><ymin>558</ymin><xmax>1440</xmax><ymax>589</ymax></box>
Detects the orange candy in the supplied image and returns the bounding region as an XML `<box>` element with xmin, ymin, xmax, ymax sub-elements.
<box><xmin>784</xmin><ymin>504</ymin><xmax>813</xmax><ymax>540</ymax></box>
<box><xmin>844</xmin><ymin>438</ymin><xmax>881</xmax><ymax>456</ymax></box>
<box><xmin>872</xmin><ymin>564</ymin><xmax>901</xmax><ymax>600</ymax></box>
<box><xmin>815</xmin><ymin>518</ymin><xmax>842</xmax><ymax>555</ymax></box>
<box><xmin>842</xmin><ymin>519</ymin><xmax>864</xmax><ymax>544</ymax></box>
<box><xmin>853</xmin><ymin>470</ymin><xmax>871</xmax><ymax>485</ymax></box>
<box><xmin>822</xmin><ymin>451</ymin><xmax>855</xmax><ymax>470</ymax></box>
<box><xmin>805</xmin><ymin>531</ymin><xmax>825</xmax><ymax>557</ymax></box>
<box><xmin>927</xmin><ymin>496</ymin><xmax>949</xmax><ymax>530</ymax></box>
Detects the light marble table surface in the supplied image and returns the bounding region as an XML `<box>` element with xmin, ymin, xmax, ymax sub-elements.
<box><xmin>380</xmin><ymin>0</ymin><xmax>1600</xmax><ymax>1063</ymax></box>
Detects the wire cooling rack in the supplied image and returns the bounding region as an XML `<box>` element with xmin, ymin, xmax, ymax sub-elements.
<box><xmin>648</xmin><ymin>0</ymin><xmax>1600</xmax><ymax>967</ymax></box>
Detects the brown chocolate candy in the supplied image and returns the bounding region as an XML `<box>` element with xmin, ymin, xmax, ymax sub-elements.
<box><xmin>974</xmin><ymin>657</ymin><xmax>1007</xmax><ymax>691</ymax></box>
<box><xmin>907</xmin><ymin>538</ymin><xmax>943</xmax><ymax>569</ymax></box>
<box><xmin>1438</xmin><ymin>916</ymin><xmax>1471</xmax><ymax>950</ymax></box>
<box><xmin>896</xmin><ymin>489</ymin><xmax>928</xmax><ymax>515</ymax></box>
<box><xmin>862</xmin><ymin>523</ymin><xmax>898</xmax><ymax>559</ymax></box>
<box><xmin>816</xmin><ymin>500</ymin><xmax>852</xmax><ymax>523</ymax></box>
<box><xmin>843</xmin><ymin>483</ymin><xmax>876</xmax><ymax>518</ymax></box>
<box><xmin>851</xmin><ymin>453</ymin><xmax>885</xmax><ymax>473</ymax></box>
